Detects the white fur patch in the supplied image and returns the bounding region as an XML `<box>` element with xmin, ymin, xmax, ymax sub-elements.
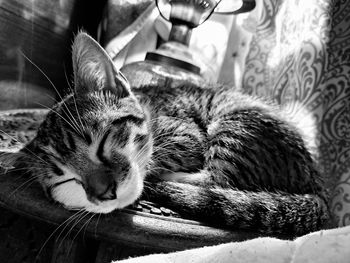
<box><xmin>88</xmin><ymin>139</ymin><xmax>102</xmax><ymax>164</ymax></box>
<box><xmin>160</xmin><ymin>171</ymin><xmax>208</xmax><ymax>184</ymax></box>
<box><xmin>51</xmin><ymin>181</ymin><xmax>90</xmax><ymax>210</ymax></box>
<box><xmin>281</xmin><ymin>103</ymin><xmax>318</xmax><ymax>157</ymax></box>
<box><xmin>115</xmin><ymin>165</ymin><xmax>144</xmax><ymax>208</ymax></box>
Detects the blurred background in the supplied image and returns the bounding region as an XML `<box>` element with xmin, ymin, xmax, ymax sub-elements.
<box><xmin>0</xmin><ymin>0</ymin><xmax>107</xmax><ymax>110</ymax></box>
<box><xmin>0</xmin><ymin>0</ymin><xmax>255</xmax><ymax>109</ymax></box>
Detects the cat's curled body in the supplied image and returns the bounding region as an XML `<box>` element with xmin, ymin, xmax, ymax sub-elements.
<box><xmin>14</xmin><ymin>33</ymin><xmax>329</xmax><ymax>236</ymax></box>
<box><xmin>138</xmin><ymin>84</ymin><xmax>328</xmax><ymax>235</ymax></box>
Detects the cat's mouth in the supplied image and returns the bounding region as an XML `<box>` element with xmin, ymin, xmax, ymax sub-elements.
<box><xmin>49</xmin><ymin>166</ymin><xmax>144</xmax><ymax>214</ymax></box>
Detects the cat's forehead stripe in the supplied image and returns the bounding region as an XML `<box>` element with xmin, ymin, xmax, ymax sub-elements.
<box><xmin>96</xmin><ymin>130</ymin><xmax>110</xmax><ymax>163</ymax></box>
<box><xmin>111</xmin><ymin>114</ymin><xmax>145</xmax><ymax>126</ymax></box>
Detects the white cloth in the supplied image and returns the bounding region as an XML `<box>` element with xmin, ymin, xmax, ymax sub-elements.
<box><xmin>115</xmin><ymin>225</ymin><xmax>350</xmax><ymax>263</ymax></box>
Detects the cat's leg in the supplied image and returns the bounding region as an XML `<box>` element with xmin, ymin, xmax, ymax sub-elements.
<box><xmin>142</xmin><ymin>178</ymin><xmax>329</xmax><ymax>235</ymax></box>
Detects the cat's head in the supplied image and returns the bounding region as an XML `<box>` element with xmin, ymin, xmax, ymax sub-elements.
<box><xmin>21</xmin><ymin>32</ymin><xmax>152</xmax><ymax>213</ymax></box>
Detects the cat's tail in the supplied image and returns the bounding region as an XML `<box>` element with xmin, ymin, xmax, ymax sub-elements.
<box><xmin>143</xmin><ymin>181</ymin><xmax>329</xmax><ymax>236</ymax></box>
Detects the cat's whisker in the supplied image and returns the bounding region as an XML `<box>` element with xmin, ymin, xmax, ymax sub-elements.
<box><xmin>147</xmin><ymin>123</ymin><xmax>181</xmax><ymax>137</ymax></box>
<box><xmin>35</xmin><ymin>209</ymin><xmax>86</xmax><ymax>261</ymax></box>
<box><xmin>94</xmin><ymin>213</ymin><xmax>102</xmax><ymax>237</ymax></box>
<box><xmin>153</xmin><ymin>141</ymin><xmax>185</xmax><ymax>151</ymax></box>
<box><xmin>61</xmin><ymin>97</ymin><xmax>86</xmax><ymax>137</ymax></box>
<box><xmin>36</xmin><ymin>101</ymin><xmax>77</xmax><ymax>131</ymax></box>
<box><xmin>0</xmin><ymin>167</ymin><xmax>30</xmax><ymax>174</ymax></box>
<box><xmin>131</xmin><ymin>147</ymin><xmax>151</xmax><ymax>161</ymax></box>
<box><xmin>68</xmin><ymin>212</ymin><xmax>95</xmax><ymax>255</ymax></box>
<box><xmin>22</xmin><ymin>52</ymin><xmax>83</xmax><ymax>137</ymax></box>
<box><xmin>59</xmin><ymin>106</ymin><xmax>85</xmax><ymax>137</ymax></box>
<box><xmin>3</xmin><ymin>164</ymin><xmax>46</xmax><ymax>172</ymax></box>
<box><xmin>32</xmin><ymin>93</ymin><xmax>58</xmax><ymax>107</ymax></box>
<box><xmin>54</xmin><ymin>209</ymin><xmax>86</xmax><ymax>243</ymax></box>
<box><xmin>64</xmin><ymin>67</ymin><xmax>86</xmax><ymax>135</ymax></box>
<box><xmin>55</xmin><ymin>95</ymin><xmax>86</xmax><ymax>138</ymax></box>
<box><xmin>83</xmin><ymin>213</ymin><xmax>96</xmax><ymax>239</ymax></box>
<box><xmin>133</xmin><ymin>144</ymin><xmax>153</xmax><ymax>161</ymax></box>
<box><xmin>37</xmin><ymin>103</ymin><xmax>84</xmax><ymax>137</ymax></box>
<box><xmin>15</xmin><ymin>166</ymin><xmax>46</xmax><ymax>173</ymax></box>
<box><xmin>14</xmin><ymin>176</ymin><xmax>39</xmax><ymax>192</ymax></box>
<box><xmin>72</xmin><ymin>95</ymin><xmax>86</xmax><ymax>135</ymax></box>
<box><xmin>0</xmin><ymin>129</ymin><xmax>50</xmax><ymax>166</ymax></box>
<box><xmin>63</xmin><ymin>63</ymin><xmax>74</xmax><ymax>92</ymax></box>
<box><xmin>8</xmin><ymin>174</ymin><xmax>41</xmax><ymax>197</ymax></box>
<box><xmin>20</xmin><ymin>50</ymin><xmax>60</xmax><ymax>99</ymax></box>
<box><xmin>20</xmin><ymin>50</ymin><xmax>84</xmax><ymax>136</ymax></box>
<box><xmin>151</xmin><ymin>130</ymin><xmax>179</xmax><ymax>141</ymax></box>
<box><xmin>0</xmin><ymin>162</ymin><xmax>46</xmax><ymax>178</ymax></box>
<box><xmin>149</xmin><ymin>150</ymin><xmax>179</xmax><ymax>160</ymax></box>
<box><xmin>56</xmin><ymin>210</ymin><xmax>90</xmax><ymax>252</ymax></box>
<box><xmin>7</xmin><ymin>170</ymin><xmax>35</xmax><ymax>185</ymax></box>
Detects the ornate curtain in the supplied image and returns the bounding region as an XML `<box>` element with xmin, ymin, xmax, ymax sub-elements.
<box><xmin>242</xmin><ymin>0</ymin><xmax>350</xmax><ymax>227</ymax></box>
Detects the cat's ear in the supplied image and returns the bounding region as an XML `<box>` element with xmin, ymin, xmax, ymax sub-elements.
<box><xmin>72</xmin><ymin>32</ymin><xmax>130</xmax><ymax>97</ymax></box>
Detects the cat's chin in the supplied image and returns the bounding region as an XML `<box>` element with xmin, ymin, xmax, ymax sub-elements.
<box><xmin>51</xmin><ymin>168</ymin><xmax>144</xmax><ymax>214</ymax></box>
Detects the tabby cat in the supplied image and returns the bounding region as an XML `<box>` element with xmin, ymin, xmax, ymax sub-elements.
<box><xmin>10</xmin><ymin>32</ymin><xmax>329</xmax><ymax>235</ymax></box>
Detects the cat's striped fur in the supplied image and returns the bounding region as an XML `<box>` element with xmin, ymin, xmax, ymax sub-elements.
<box><xmin>11</xmin><ymin>32</ymin><xmax>329</xmax><ymax>235</ymax></box>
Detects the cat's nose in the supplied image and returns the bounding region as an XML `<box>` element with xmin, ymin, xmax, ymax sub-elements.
<box><xmin>86</xmin><ymin>171</ymin><xmax>117</xmax><ymax>201</ymax></box>
<box><xmin>97</xmin><ymin>181</ymin><xmax>117</xmax><ymax>201</ymax></box>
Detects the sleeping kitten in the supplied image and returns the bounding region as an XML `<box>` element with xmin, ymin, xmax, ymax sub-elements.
<box><xmin>9</xmin><ymin>32</ymin><xmax>329</xmax><ymax>235</ymax></box>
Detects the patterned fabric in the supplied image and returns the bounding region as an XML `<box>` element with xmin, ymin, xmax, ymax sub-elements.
<box><xmin>242</xmin><ymin>0</ymin><xmax>350</xmax><ymax>227</ymax></box>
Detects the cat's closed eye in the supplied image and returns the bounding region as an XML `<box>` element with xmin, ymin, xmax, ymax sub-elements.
<box><xmin>96</xmin><ymin>131</ymin><xmax>111</xmax><ymax>163</ymax></box>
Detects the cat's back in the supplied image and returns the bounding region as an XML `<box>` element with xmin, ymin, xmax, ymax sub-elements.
<box><xmin>134</xmin><ymin>83</ymin><xmax>274</xmax><ymax>122</ymax></box>
<box><xmin>134</xmin><ymin>83</ymin><xmax>323</xmax><ymax>194</ymax></box>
